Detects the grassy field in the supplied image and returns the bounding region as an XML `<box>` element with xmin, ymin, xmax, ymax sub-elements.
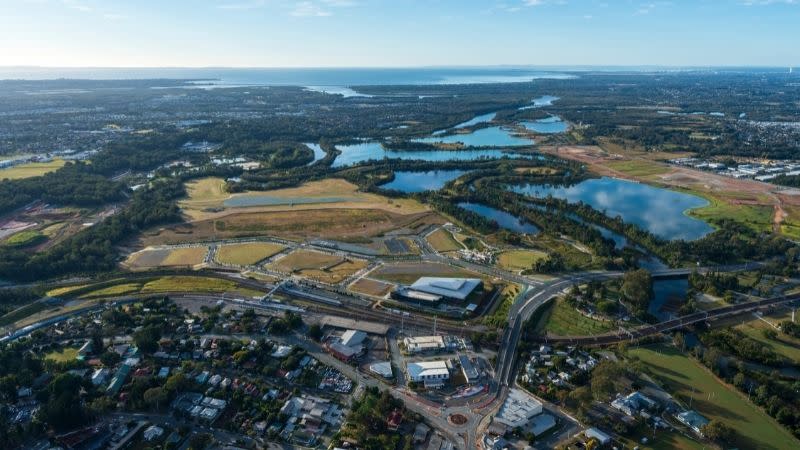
<box><xmin>80</xmin><ymin>283</ymin><xmax>143</xmax><ymax>299</ymax></box>
<box><xmin>65</xmin><ymin>276</ymin><xmax>264</xmax><ymax>299</ymax></box>
<box><xmin>683</xmin><ymin>190</ymin><xmax>774</xmax><ymax>233</ymax></box>
<box><xmin>629</xmin><ymin>345</ymin><xmax>799</xmax><ymax>450</ymax></box>
<box><xmin>45</xmin><ymin>347</ymin><xmax>79</xmax><ymax>363</ymax></box>
<box><xmin>0</xmin><ymin>158</ymin><xmax>66</xmax><ymax>180</ymax></box>
<box><xmin>538</xmin><ymin>298</ymin><xmax>615</xmax><ymax>336</ymax></box>
<box><xmin>426</xmin><ymin>228</ymin><xmax>462</xmax><ymax>252</ymax></box>
<box><xmin>268</xmin><ymin>250</ymin><xmax>368</xmax><ymax>284</ymax></box>
<box><xmin>125</xmin><ymin>246</ymin><xmax>208</xmax><ymax>269</ymax></box>
<box><xmin>371</xmin><ymin>262</ymin><xmax>486</xmax><ymax>285</ymax></box>
<box><xmin>216</xmin><ymin>242</ymin><xmax>285</xmax><ymax>265</ymax></box>
<box><xmin>349</xmin><ymin>278</ymin><xmax>394</xmax><ymax>297</ymax></box>
<box><xmin>483</xmin><ymin>284</ymin><xmax>521</xmax><ymax>328</ymax></box>
<box><xmin>496</xmin><ymin>249</ymin><xmax>547</xmax><ymax>272</ymax></box>
<box><xmin>0</xmin><ymin>302</ymin><xmax>49</xmax><ymax>327</ymax></box>
<box><xmin>180</xmin><ymin>178</ymin><xmax>429</xmax><ymax>221</ymax></box>
<box><xmin>736</xmin><ymin>312</ymin><xmax>800</xmax><ymax>363</ymax></box>
<box><xmin>2</xmin><ymin>229</ymin><xmax>46</xmax><ymax>247</ymax></box>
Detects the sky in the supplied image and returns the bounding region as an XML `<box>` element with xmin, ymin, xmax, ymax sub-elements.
<box><xmin>1</xmin><ymin>0</ymin><xmax>799</xmax><ymax>68</ymax></box>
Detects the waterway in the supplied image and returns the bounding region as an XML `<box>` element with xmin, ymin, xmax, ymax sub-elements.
<box><xmin>380</xmin><ymin>170</ymin><xmax>467</xmax><ymax>193</ymax></box>
<box><xmin>458</xmin><ymin>202</ymin><xmax>540</xmax><ymax>234</ymax></box>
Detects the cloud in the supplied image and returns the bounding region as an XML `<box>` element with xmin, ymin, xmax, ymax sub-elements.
<box><xmin>290</xmin><ymin>1</ymin><xmax>332</xmax><ymax>16</ymax></box>
<box><xmin>742</xmin><ymin>0</ymin><xmax>797</xmax><ymax>4</ymax></box>
<box><xmin>218</xmin><ymin>0</ymin><xmax>268</xmax><ymax>10</ymax></box>
<box><xmin>61</xmin><ymin>0</ymin><xmax>92</xmax><ymax>12</ymax></box>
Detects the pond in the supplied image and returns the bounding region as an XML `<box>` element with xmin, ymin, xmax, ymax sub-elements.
<box><xmin>649</xmin><ymin>278</ymin><xmax>689</xmax><ymax>321</ymax></box>
<box><xmin>458</xmin><ymin>202</ymin><xmax>540</xmax><ymax>234</ymax></box>
<box><xmin>520</xmin><ymin>116</ymin><xmax>568</xmax><ymax>134</ymax></box>
<box><xmin>332</xmin><ymin>142</ymin><xmax>534</xmax><ymax>167</ymax></box>
<box><xmin>413</xmin><ymin>126</ymin><xmax>534</xmax><ymax>147</ymax></box>
<box><xmin>380</xmin><ymin>170</ymin><xmax>467</xmax><ymax>193</ymax></box>
<box><xmin>304</xmin><ymin>143</ymin><xmax>327</xmax><ymax>165</ymax></box>
<box><xmin>512</xmin><ymin>177</ymin><xmax>714</xmax><ymax>241</ymax></box>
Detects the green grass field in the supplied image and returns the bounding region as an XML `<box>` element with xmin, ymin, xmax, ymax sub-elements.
<box><xmin>540</xmin><ymin>298</ymin><xmax>615</xmax><ymax>336</ymax></box>
<box><xmin>606</xmin><ymin>159</ymin><xmax>670</xmax><ymax>178</ymax></box>
<box><xmin>216</xmin><ymin>242</ymin><xmax>285</xmax><ymax>265</ymax></box>
<box><xmin>736</xmin><ymin>313</ymin><xmax>800</xmax><ymax>363</ymax></box>
<box><xmin>686</xmin><ymin>193</ymin><xmax>774</xmax><ymax>233</ymax></box>
<box><xmin>0</xmin><ymin>159</ymin><xmax>66</xmax><ymax>180</ymax></box>
<box><xmin>496</xmin><ymin>249</ymin><xmax>547</xmax><ymax>272</ymax></box>
<box><xmin>0</xmin><ymin>302</ymin><xmax>49</xmax><ymax>327</ymax></box>
<box><xmin>629</xmin><ymin>345</ymin><xmax>799</xmax><ymax>450</ymax></box>
<box><xmin>45</xmin><ymin>347</ymin><xmax>79</xmax><ymax>363</ymax></box>
<box><xmin>426</xmin><ymin>229</ymin><xmax>462</xmax><ymax>252</ymax></box>
<box><xmin>2</xmin><ymin>230</ymin><xmax>46</xmax><ymax>248</ymax></box>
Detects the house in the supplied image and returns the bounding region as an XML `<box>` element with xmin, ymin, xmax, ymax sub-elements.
<box><xmin>413</xmin><ymin>423</ymin><xmax>430</xmax><ymax>444</ymax></box>
<box><xmin>143</xmin><ymin>425</ymin><xmax>163</xmax><ymax>441</ymax></box>
<box><xmin>91</xmin><ymin>368</ymin><xmax>110</xmax><ymax>386</ymax></box>
<box><xmin>387</xmin><ymin>409</ymin><xmax>403</xmax><ymax>431</ymax></box>
<box><xmin>106</xmin><ymin>364</ymin><xmax>132</xmax><ymax>396</ymax></box>
<box><xmin>407</xmin><ymin>360</ymin><xmax>450</xmax><ymax>388</ymax></box>
<box><xmin>585</xmin><ymin>427</ymin><xmax>612</xmax><ymax>445</ymax></box>
<box><xmin>676</xmin><ymin>410</ymin><xmax>710</xmax><ymax>436</ymax></box>
<box><xmin>611</xmin><ymin>391</ymin><xmax>658</xmax><ymax>416</ymax></box>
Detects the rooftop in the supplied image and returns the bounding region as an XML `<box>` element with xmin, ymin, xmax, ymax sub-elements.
<box><xmin>407</xmin><ymin>360</ymin><xmax>450</xmax><ymax>379</ymax></box>
<box><xmin>410</xmin><ymin>277</ymin><xmax>481</xmax><ymax>300</ymax></box>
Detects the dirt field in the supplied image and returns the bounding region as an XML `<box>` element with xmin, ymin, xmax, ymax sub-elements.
<box><xmin>141</xmin><ymin>208</ymin><xmax>444</xmax><ymax>245</ymax></box>
<box><xmin>371</xmin><ymin>262</ymin><xmax>486</xmax><ymax>285</ymax></box>
<box><xmin>179</xmin><ymin>177</ymin><xmax>429</xmax><ymax>221</ymax></box>
<box><xmin>540</xmin><ymin>144</ymin><xmax>800</xmax><ymax>236</ymax></box>
<box><xmin>348</xmin><ymin>278</ymin><xmax>394</xmax><ymax>297</ymax></box>
<box><xmin>267</xmin><ymin>249</ymin><xmax>368</xmax><ymax>284</ymax></box>
<box><xmin>124</xmin><ymin>246</ymin><xmax>208</xmax><ymax>269</ymax></box>
<box><xmin>216</xmin><ymin>242</ymin><xmax>285</xmax><ymax>265</ymax></box>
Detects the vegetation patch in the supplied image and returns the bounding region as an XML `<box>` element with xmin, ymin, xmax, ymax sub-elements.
<box><xmin>426</xmin><ymin>228</ymin><xmax>463</xmax><ymax>252</ymax></box>
<box><xmin>496</xmin><ymin>249</ymin><xmax>547</xmax><ymax>272</ymax></box>
<box><xmin>44</xmin><ymin>347</ymin><xmax>79</xmax><ymax>363</ymax></box>
<box><xmin>538</xmin><ymin>298</ymin><xmax>614</xmax><ymax>336</ymax></box>
<box><xmin>216</xmin><ymin>242</ymin><xmax>285</xmax><ymax>266</ymax></box>
<box><xmin>630</xmin><ymin>345</ymin><xmax>799</xmax><ymax>450</ymax></box>
<box><xmin>2</xmin><ymin>229</ymin><xmax>46</xmax><ymax>248</ymax></box>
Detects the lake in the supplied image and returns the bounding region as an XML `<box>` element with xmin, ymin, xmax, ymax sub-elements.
<box><xmin>304</xmin><ymin>143</ymin><xmax>327</xmax><ymax>165</ymax></box>
<box><xmin>520</xmin><ymin>116</ymin><xmax>568</xmax><ymax>134</ymax></box>
<box><xmin>380</xmin><ymin>170</ymin><xmax>467</xmax><ymax>193</ymax></box>
<box><xmin>413</xmin><ymin>126</ymin><xmax>534</xmax><ymax>147</ymax></box>
<box><xmin>433</xmin><ymin>112</ymin><xmax>497</xmax><ymax>135</ymax></box>
<box><xmin>458</xmin><ymin>202</ymin><xmax>539</xmax><ymax>234</ymax></box>
<box><xmin>332</xmin><ymin>142</ymin><xmax>534</xmax><ymax>167</ymax></box>
<box><xmin>512</xmin><ymin>177</ymin><xmax>714</xmax><ymax>241</ymax></box>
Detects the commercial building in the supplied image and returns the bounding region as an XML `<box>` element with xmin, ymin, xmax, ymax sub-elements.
<box><xmin>459</xmin><ymin>354</ymin><xmax>480</xmax><ymax>383</ymax></box>
<box><xmin>340</xmin><ymin>330</ymin><xmax>367</xmax><ymax>347</ymax></box>
<box><xmin>611</xmin><ymin>391</ymin><xmax>658</xmax><ymax>416</ymax></box>
<box><xmin>584</xmin><ymin>427</ymin><xmax>612</xmax><ymax>445</ymax></box>
<box><xmin>406</xmin><ymin>360</ymin><xmax>450</xmax><ymax>388</ymax></box>
<box><xmin>409</xmin><ymin>277</ymin><xmax>482</xmax><ymax>301</ymax></box>
<box><xmin>676</xmin><ymin>410</ymin><xmax>710</xmax><ymax>436</ymax></box>
<box><xmin>326</xmin><ymin>342</ymin><xmax>358</xmax><ymax>362</ymax></box>
<box><xmin>494</xmin><ymin>388</ymin><xmax>543</xmax><ymax>428</ymax></box>
<box><xmin>369</xmin><ymin>361</ymin><xmax>393</xmax><ymax>378</ymax></box>
<box><xmin>403</xmin><ymin>335</ymin><xmax>446</xmax><ymax>354</ymax></box>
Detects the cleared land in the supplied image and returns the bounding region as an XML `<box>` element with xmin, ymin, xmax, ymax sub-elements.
<box><xmin>45</xmin><ymin>347</ymin><xmax>79</xmax><ymax>363</ymax></box>
<box><xmin>426</xmin><ymin>228</ymin><xmax>463</xmax><ymax>252</ymax></box>
<box><xmin>736</xmin><ymin>312</ymin><xmax>800</xmax><ymax>363</ymax></box>
<box><xmin>2</xmin><ymin>229</ymin><xmax>46</xmax><ymax>247</ymax></box>
<box><xmin>371</xmin><ymin>262</ymin><xmax>486</xmax><ymax>285</ymax></box>
<box><xmin>267</xmin><ymin>250</ymin><xmax>368</xmax><ymax>284</ymax></box>
<box><xmin>0</xmin><ymin>159</ymin><xmax>66</xmax><ymax>180</ymax></box>
<box><xmin>349</xmin><ymin>278</ymin><xmax>394</xmax><ymax>297</ymax></box>
<box><xmin>537</xmin><ymin>298</ymin><xmax>615</xmax><ymax>336</ymax></box>
<box><xmin>496</xmin><ymin>249</ymin><xmax>547</xmax><ymax>272</ymax></box>
<box><xmin>630</xmin><ymin>345</ymin><xmax>799</xmax><ymax>450</ymax></box>
<box><xmin>179</xmin><ymin>178</ymin><xmax>429</xmax><ymax>221</ymax></box>
<box><xmin>124</xmin><ymin>246</ymin><xmax>208</xmax><ymax>269</ymax></box>
<box><xmin>216</xmin><ymin>242</ymin><xmax>285</xmax><ymax>266</ymax></box>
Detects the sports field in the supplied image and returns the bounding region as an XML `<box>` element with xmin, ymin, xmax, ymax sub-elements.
<box><xmin>267</xmin><ymin>250</ymin><xmax>368</xmax><ymax>284</ymax></box>
<box><xmin>630</xmin><ymin>345</ymin><xmax>799</xmax><ymax>450</ymax></box>
<box><xmin>216</xmin><ymin>242</ymin><xmax>285</xmax><ymax>265</ymax></box>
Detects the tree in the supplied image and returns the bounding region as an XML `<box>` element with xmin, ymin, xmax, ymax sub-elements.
<box><xmin>308</xmin><ymin>324</ymin><xmax>323</xmax><ymax>341</ymax></box>
<box><xmin>144</xmin><ymin>387</ymin><xmax>168</xmax><ymax>410</ymax></box>
<box><xmin>39</xmin><ymin>374</ymin><xmax>88</xmax><ymax>431</ymax></box>
<box><xmin>133</xmin><ymin>325</ymin><xmax>161</xmax><ymax>354</ymax></box>
<box><xmin>620</xmin><ymin>269</ymin><xmax>653</xmax><ymax>313</ymax></box>
<box><xmin>701</xmin><ymin>420</ymin><xmax>734</xmax><ymax>444</ymax></box>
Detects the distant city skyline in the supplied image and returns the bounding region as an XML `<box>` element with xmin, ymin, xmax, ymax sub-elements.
<box><xmin>2</xmin><ymin>0</ymin><xmax>799</xmax><ymax>68</ymax></box>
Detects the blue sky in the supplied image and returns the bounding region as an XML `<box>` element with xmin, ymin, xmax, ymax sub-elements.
<box><xmin>1</xmin><ymin>0</ymin><xmax>798</xmax><ymax>67</ymax></box>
